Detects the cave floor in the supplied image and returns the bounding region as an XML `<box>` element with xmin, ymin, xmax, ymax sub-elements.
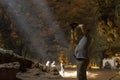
<box><xmin>17</xmin><ymin>68</ymin><xmax>120</xmax><ymax>80</ymax></box>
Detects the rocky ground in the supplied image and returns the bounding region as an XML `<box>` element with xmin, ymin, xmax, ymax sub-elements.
<box><xmin>0</xmin><ymin>48</ymin><xmax>120</xmax><ymax>80</ymax></box>
<box><xmin>16</xmin><ymin>68</ymin><xmax>120</xmax><ymax>80</ymax></box>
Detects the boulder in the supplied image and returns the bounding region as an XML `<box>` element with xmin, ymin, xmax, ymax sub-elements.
<box><xmin>0</xmin><ymin>48</ymin><xmax>33</xmax><ymax>72</ymax></box>
<box><xmin>0</xmin><ymin>62</ymin><xmax>20</xmax><ymax>80</ymax></box>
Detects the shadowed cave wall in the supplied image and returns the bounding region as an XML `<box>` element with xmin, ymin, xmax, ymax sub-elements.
<box><xmin>0</xmin><ymin>0</ymin><xmax>120</xmax><ymax>65</ymax></box>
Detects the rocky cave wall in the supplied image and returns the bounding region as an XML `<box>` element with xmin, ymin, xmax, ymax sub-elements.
<box><xmin>0</xmin><ymin>0</ymin><xmax>120</xmax><ymax>65</ymax></box>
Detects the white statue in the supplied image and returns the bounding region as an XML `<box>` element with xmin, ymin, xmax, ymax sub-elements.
<box><xmin>46</xmin><ymin>61</ymin><xmax>50</xmax><ymax>67</ymax></box>
<box><xmin>51</xmin><ymin>61</ymin><xmax>56</xmax><ymax>67</ymax></box>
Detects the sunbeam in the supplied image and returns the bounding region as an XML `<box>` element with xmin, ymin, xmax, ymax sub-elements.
<box><xmin>0</xmin><ymin>0</ymin><xmax>69</xmax><ymax>62</ymax></box>
<box><xmin>32</xmin><ymin>0</ymin><xmax>68</xmax><ymax>47</ymax></box>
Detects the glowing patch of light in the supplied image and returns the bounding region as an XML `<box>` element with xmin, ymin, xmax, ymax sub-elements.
<box><xmin>91</xmin><ymin>64</ymin><xmax>100</xmax><ymax>69</ymax></box>
<box><xmin>59</xmin><ymin>71</ymin><xmax>98</xmax><ymax>78</ymax></box>
<box><xmin>59</xmin><ymin>64</ymin><xmax>99</xmax><ymax>79</ymax></box>
<box><xmin>59</xmin><ymin>70</ymin><xmax>77</xmax><ymax>78</ymax></box>
<box><xmin>91</xmin><ymin>66</ymin><xmax>100</xmax><ymax>69</ymax></box>
<box><xmin>87</xmin><ymin>71</ymin><xmax>98</xmax><ymax>78</ymax></box>
<box><xmin>65</xmin><ymin>65</ymin><xmax>77</xmax><ymax>68</ymax></box>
